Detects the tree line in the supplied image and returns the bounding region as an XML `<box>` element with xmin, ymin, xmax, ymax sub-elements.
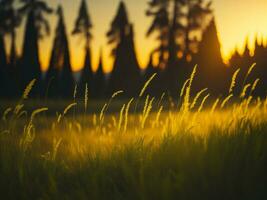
<box><xmin>0</xmin><ymin>0</ymin><xmax>266</xmax><ymax>99</ymax></box>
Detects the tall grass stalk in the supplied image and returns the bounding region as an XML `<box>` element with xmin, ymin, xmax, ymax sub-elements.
<box><xmin>139</xmin><ymin>73</ymin><xmax>157</xmax><ymax>97</ymax></box>
<box><xmin>221</xmin><ymin>94</ymin><xmax>233</xmax><ymax>109</ymax></box>
<box><xmin>118</xmin><ymin>104</ymin><xmax>126</xmax><ymax>132</ymax></box>
<box><xmin>84</xmin><ymin>83</ymin><xmax>89</xmax><ymax>114</ymax></box>
<box><xmin>198</xmin><ymin>94</ymin><xmax>210</xmax><ymax>113</ymax></box>
<box><xmin>240</xmin><ymin>83</ymin><xmax>251</xmax><ymax>98</ymax></box>
<box><xmin>153</xmin><ymin>105</ymin><xmax>163</xmax><ymax>128</ymax></box>
<box><xmin>141</xmin><ymin>97</ymin><xmax>154</xmax><ymax>129</ymax></box>
<box><xmin>182</xmin><ymin>65</ymin><xmax>197</xmax><ymax>112</ymax></box>
<box><xmin>100</xmin><ymin>90</ymin><xmax>124</xmax><ymax>124</ymax></box>
<box><xmin>190</xmin><ymin>88</ymin><xmax>208</xmax><ymax>109</ymax></box>
<box><xmin>22</xmin><ymin>79</ymin><xmax>36</xmax><ymax>100</ymax></box>
<box><xmin>210</xmin><ymin>98</ymin><xmax>220</xmax><ymax>114</ymax></box>
<box><xmin>124</xmin><ymin>98</ymin><xmax>134</xmax><ymax>132</ymax></box>
<box><xmin>180</xmin><ymin>79</ymin><xmax>190</xmax><ymax>98</ymax></box>
<box><xmin>229</xmin><ymin>68</ymin><xmax>240</xmax><ymax>94</ymax></box>
<box><xmin>242</xmin><ymin>63</ymin><xmax>256</xmax><ymax>87</ymax></box>
<box><xmin>250</xmin><ymin>78</ymin><xmax>260</xmax><ymax>96</ymax></box>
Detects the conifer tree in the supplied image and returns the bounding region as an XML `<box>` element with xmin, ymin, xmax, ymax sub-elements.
<box><xmin>0</xmin><ymin>0</ymin><xmax>21</xmax><ymax>97</ymax></box>
<box><xmin>146</xmin><ymin>0</ymin><xmax>170</xmax><ymax>68</ymax></box>
<box><xmin>19</xmin><ymin>0</ymin><xmax>53</xmax><ymax>96</ymax></box>
<box><xmin>146</xmin><ymin>0</ymin><xmax>212</xmax><ymax>96</ymax></box>
<box><xmin>45</xmin><ymin>5</ymin><xmax>74</xmax><ymax>98</ymax></box>
<box><xmin>5</xmin><ymin>0</ymin><xmax>21</xmax><ymax>97</ymax></box>
<box><xmin>72</xmin><ymin>0</ymin><xmax>93</xmax><ymax>96</ymax></box>
<box><xmin>93</xmin><ymin>49</ymin><xmax>105</xmax><ymax>98</ymax></box>
<box><xmin>146</xmin><ymin>0</ymin><xmax>212</xmax><ymax>64</ymax></box>
<box><xmin>0</xmin><ymin>0</ymin><xmax>9</xmax><ymax>98</ymax></box>
<box><xmin>107</xmin><ymin>1</ymin><xmax>140</xmax><ymax>96</ymax></box>
<box><xmin>252</xmin><ymin>36</ymin><xmax>267</xmax><ymax>96</ymax></box>
<box><xmin>195</xmin><ymin>17</ymin><xmax>226</xmax><ymax>94</ymax></box>
<box><xmin>183</xmin><ymin>0</ymin><xmax>212</xmax><ymax>58</ymax></box>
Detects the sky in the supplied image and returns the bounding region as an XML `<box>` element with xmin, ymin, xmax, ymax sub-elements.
<box><xmin>11</xmin><ymin>0</ymin><xmax>267</xmax><ymax>72</ymax></box>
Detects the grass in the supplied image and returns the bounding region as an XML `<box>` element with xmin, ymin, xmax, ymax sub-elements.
<box><xmin>1</xmin><ymin>64</ymin><xmax>267</xmax><ymax>199</ymax></box>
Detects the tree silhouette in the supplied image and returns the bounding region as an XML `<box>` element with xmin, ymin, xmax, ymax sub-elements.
<box><xmin>195</xmin><ymin>17</ymin><xmax>226</xmax><ymax>95</ymax></box>
<box><xmin>19</xmin><ymin>0</ymin><xmax>53</xmax><ymax>96</ymax></box>
<box><xmin>146</xmin><ymin>0</ymin><xmax>170</xmax><ymax>69</ymax></box>
<box><xmin>229</xmin><ymin>48</ymin><xmax>242</xmax><ymax>71</ymax></box>
<box><xmin>252</xmin><ymin>36</ymin><xmax>267</xmax><ymax>97</ymax></box>
<box><xmin>107</xmin><ymin>1</ymin><xmax>140</xmax><ymax>96</ymax></box>
<box><xmin>229</xmin><ymin>38</ymin><xmax>254</xmax><ymax>96</ymax></box>
<box><xmin>72</xmin><ymin>0</ymin><xmax>93</xmax><ymax>97</ymax></box>
<box><xmin>45</xmin><ymin>5</ymin><xmax>74</xmax><ymax>98</ymax></box>
<box><xmin>0</xmin><ymin>0</ymin><xmax>9</xmax><ymax>98</ymax></box>
<box><xmin>146</xmin><ymin>0</ymin><xmax>212</xmax><ymax>96</ymax></box>
<box><xmin>183</xmin><ymin>0</ymin><xmax>212</xmax><ymax>58</ymax></box>
<box><xmin>4</xmin><ymin>0</ymin><xmax>21</xmax><ymax>97</ymax></box>
<box><xmin>93</xmin><ymin>49</ymin><xmax>105</xmax><ymax>98</ymax></box>
<box><xmin>146</xmin><ymin>0</ymin><xmax>212</xmax><ymax>63</ymax></box>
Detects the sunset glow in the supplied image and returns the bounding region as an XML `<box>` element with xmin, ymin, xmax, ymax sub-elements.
<box><xmin>10</xmin><ymin>0</ymin><xmax>267</xmax><ymax>72</ymax></box>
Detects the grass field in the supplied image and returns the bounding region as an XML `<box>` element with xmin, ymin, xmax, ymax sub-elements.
<box><xmin>1</xmin><ymin>66</ymin><xmax>267</xmax><ymax>199</ymax></box>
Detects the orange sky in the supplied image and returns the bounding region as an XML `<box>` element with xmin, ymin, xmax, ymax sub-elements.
<box><xmin>9</xmin><ymin>0</ymin><xmax>267</xmax><ymax>72</ymax></box>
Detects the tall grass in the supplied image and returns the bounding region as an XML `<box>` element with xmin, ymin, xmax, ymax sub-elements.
<box><xmin>1</xmin><ymin>65</ymin><xmax>267</xmax><ymax>199</ymax></box>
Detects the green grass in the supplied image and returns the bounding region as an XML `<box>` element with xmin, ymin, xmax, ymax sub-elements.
<box><xmin>0</xmin><ymin>117</ymin><xmax>267</xmax><ymax>199</ymax></box>
<box><xmin>1</xmin><ymin>65</ymin><xmax>267</xmax><ymax>199</ymax></box>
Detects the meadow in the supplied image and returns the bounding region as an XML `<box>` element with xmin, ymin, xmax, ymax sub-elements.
<box><xmin>1</xmin><ymin>65</ymin><xmax>267</xmax><ymax>200</ymax></box>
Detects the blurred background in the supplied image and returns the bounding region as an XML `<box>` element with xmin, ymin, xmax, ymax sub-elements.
<box><xmin>0</xmin><ymin>0</ymin><xmax>267</xmax><ymax>99</ymax></box>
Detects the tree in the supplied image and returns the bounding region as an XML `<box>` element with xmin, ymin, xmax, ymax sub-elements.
<box><xmin>146</xmin><ymin>0</ymin><xmax>212</xmax><ymax>64</ymax></box>
<box><xmin>183</xmin><ymin>0</ymin><xmax>212</xmax><ymax>58</ymax></box>
<box><xmin>107</xmin><ymin>1</ymin><xmax>140</xmax><ymax>96</ymax></box>
<box><xmin>72</xmin><ymin>0</ymin><xmax>93</xmax><ymax>97</ymax></box>
<box><xmin>146</xmin><ymin>0</ymin><xmax>212</xmax><ymax>96</ymax></box>
<box><xmin>4</xmin><ymin>0</ymin><xmax>21</xmax><ymax>97</ymax></box>
<box><xmin>19</xmin><ymin>0</ymin><xmax>53</xmax><ymax>96</ymax></box>
<box><xmin>146</xmin><ymin>0</ymin><xmax>170</xmax><ymax>69</ymax></box>
<box><xmin>252</xmin><ymin>36</ymin><xmax>267</xmax><ymax>97</ymax></box>
<box><xmin>93</xmin><ymin>49</ymin><xmax>105</xmax><ymax>98</ymax></box>
<box><xmin>45</xmin><ymin>5</ymin><xmax>74</xmax><ymax>98</ymax></box>
<box><xmin>195</xmin><ymin>17</ymin><xmax>226</xmax><ymax>95</ymax></box>
<box><xmin>0</xmin><ymin>0</ymin><xmax>21</xmax><ymax>98</ymax></box>
<box><xmin>0</xmin><ymin>0</ymin><xmax>9</xmax><ymax>98</ymax></box>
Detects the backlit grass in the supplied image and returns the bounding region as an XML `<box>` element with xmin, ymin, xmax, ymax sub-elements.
<box><xmin>0</xmin><ymin>64</ymin><xmax>267</xmax><ymax>199</ymax></box>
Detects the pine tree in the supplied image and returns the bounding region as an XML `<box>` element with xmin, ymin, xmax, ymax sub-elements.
<box><xmin>146</xmin><ymin>0</ymin><xmax>212</xmax><ymax>64</ymax></box>
<box><xmin>195</xmin><ymin>18</ymin><xmax>226</xmax><ymax>94</ymax></box>
<box><xmin>252</xmin><ymin>36</ymin><xmax>267</xmax><ymax>96</ymax></box>
<box><xmin>107</xmin><ymin>1</ymin><xmax>140</xmax><ymax>96</ymax></box>
<box><xmin>146</xmin><ymin>0</ymin><xmax>170</xmax><ymax>69</ymax></box>
<box><xmin>93</xmin><ymin>49</ymin><xmax>105</xmax><ymax>98</ymax></box>
<box><xmin>5</xmin><ymin>0</ymin><xmax>21</xmax><ymax>97</ymax></box>
<box><xmin>183</xmin><ymin>0</ymin><xmax>212</xmax><ymax>58</ymax></box>
<box><xmin>0</xmin><ymin>34</ymin><xmax>7</xmax><ymax>99</ymax></box>
<box><xmin>45</xmin><ymin>5</ymin><xmax>74</xmax><ymax>98</ymax></box>
<box><xmin>72</xmin><ymin>0</ymin><xmax>93</xmax><ymax>97</ymax></box>
<box><xmin>19</xmin><ymin>0</ymin><xmax>52</xmax><ymax>97</ymax></box>
<box><xmin>0</xmin><ymin>0</ymin><xmax>8</xmax><ymax>98</ymax></box>
<box><xmin>146</xmin><ymin>0</ymin><xmax>212</xmax><ymax>96</ymax></box>
<box><xmin>167</xmin><ymin>0</ymin><xmax>185</xmax><ymax>66</ymax></box>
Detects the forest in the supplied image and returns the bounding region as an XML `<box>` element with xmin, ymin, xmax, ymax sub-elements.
<box><xmin>0</xmin><ymin>0</ymin><xmax>266</xmax><ymax>99</ymax></box>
